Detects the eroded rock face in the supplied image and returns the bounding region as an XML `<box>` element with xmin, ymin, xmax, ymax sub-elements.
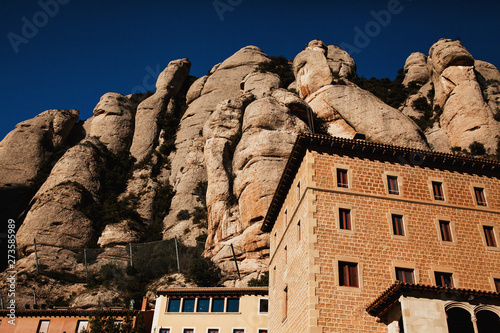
<box><xmin>97</xmin><ymin>221</ymin><xmax>140</xmax><ymax>247</ymax></box>
<box><xmin>16</xmin><ymin>182</ymin><xmax>95</xmax><ymax>254</ymax></box>
<box><xmin>88</xmin><ymin>92</ymin><xmax>134</xmax><ymax>154</ymax></box>
<box><xmin>0</xmin><ymin>109</ymin><xmax>79</xmax><ymax>187</ymax></box>
<box><xmin>16</xmin><ymin>138</ymin><xmax>106</xmax><ymax>254</ymax></box>
<box><xmin>326</xmin><ymin>45</ymin><xmax>356</xmax><ymax>79</ymax></box>
<box><xmin>204</xmin><ymin>94</ymin><xmax>255</xmax><ymax>251</ymax></box>
<box><xmin>292</xmin><ymin>39</ymin><xmax>430</xmax><ymax>149</ymax></box>
<box><xmin>293</xmin><ymin>40</ymin><xmax>333</xmax><ymax>99</ymax></box>
<box><xmin>130</xmin><ymin>59</ymin><xmax>191</xmax><ymax>162</ymax></box>
<box><xmin>156</xmin><ymin>58</ymin><xmax>191</xmax><ymax>93</ymax></box>
<box><xmin>403</xmin><ymin>52</ymin><xmax>430</xmax><ymax>87</ymax></box>
<box><xmin>428</xmin><ymin>38</ymin><xmax>474</xmax><ymax>76</ymax></box>
<box><xmin>204</xmin><ymin>89</ymin><xmax>310</xmax><ymax>274</ymax></box>
<box><xmin>241</xmin><ymin>72</ymin><xmax>281</xmax><ymax>98</ymax></box>
<box><xmin>475</xmin><ymin>60</ymin><xmax>500</xmax><ymax>117</ymax></box>
<box><xmin>426</xmin><ymin>39</ymin><xmax>499</xmax><ymax>153</ymax></box>
<box><xmin>233</xmin><ymin>97</ymin><xmax>311</xmax><ymax>226</ymax></box>
<box><xmin>164</xmin><ymin>46</ymin><xmax>270</xmax><ymax>245</ymax></box>
<box><xmin>35</xmin><ymin>138</ymin><xmax>105</xmax><ymax>199</ymax></box>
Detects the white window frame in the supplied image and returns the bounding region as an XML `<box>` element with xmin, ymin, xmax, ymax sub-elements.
<box><xmin>258</xmin><ymin>297</ymin><xmax>269</xmax><ymax>314</ymax></box>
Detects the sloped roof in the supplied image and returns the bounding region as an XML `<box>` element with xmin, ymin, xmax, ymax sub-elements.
<box><xmin>366</xmin><ymin>282</ymin><xmax>500</xmax><ymax>317</ymax></box>
<box><xmin>156</xmin><ymin>287</ymin><xmax>268</xmax><ymax>297</ymax></box>
<box><xmin>0</xmin><ymin>308</ymin><xmax>135</xmax><ymax>317</ymax></box>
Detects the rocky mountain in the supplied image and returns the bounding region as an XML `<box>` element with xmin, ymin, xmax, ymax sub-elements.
<box><xmin>1</xmin><ymin>38</ymin><xmax>499</xmax><ymax>308</ymax></box>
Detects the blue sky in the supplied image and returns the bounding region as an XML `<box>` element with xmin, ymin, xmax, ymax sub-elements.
<box><xmin>1</xmin><ymin>0</ymin><xmax>499</xmax><ymax>140</ymax></box>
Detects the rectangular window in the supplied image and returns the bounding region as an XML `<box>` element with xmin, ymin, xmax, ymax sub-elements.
<box><xmin>37</xmin><ymin>320</ymin><xmax>50</xmax><ymax>333</ymax></box>
<box><xmin>212</xmin><ymin>298</ymin><xmax>225</xmax><ymax>312</ymax></box>
<box><xmin>182</xmin><ymin>298</ymin><xmax>195</xmax><ymax>312</ymax></box>
<box><xmin>337</xmin><ymin>169</ymin><xmax>348</xmax><ymax>188</ymax></box>
<box><xmin>297</xmin><ymin>221</ymin><xmax>301</xmax><ymax>241</ymax></box>
<box><xmin>259</xmin><ymin>298</ymin><xmax>269</xmax><ymax>313</ymax></box>
<box><xmin>258</xmin><ymin>330</ymin><xmax>268</xmax><ymax>333</ymax></box>
<box><xmin>339</xmin><ymin>261</ymin><xmax>359</xmax><ymax>287</ymax></box>
<box><xmin>283</xmin><ymin>286</ymin><xmax>288</xmax><ymax>320</ymax></box>
<box><xmin>76</xmin><ymin>320</ymin><xmax>89</xmax><ymax>333</ymax></box>
<box><xmin>159</xmin><ymin>329</ymin><xmax>170</xmax><ymax>333</ymax></box>
<box><xmin>339</xmin><ymin>208</ymin><xmax>351</xmax><ymax>230</ymax></box>
<box><xmin>208</xmin><ymin>330</ymin><xmax>219</xmax><ymax>333</ymax></box>
<box><xmin>226</xmin><ymin>298</ymin><xmax>240</xmax><ymax>312</ymax></box>
<box><xmin>432</xmin><ymin>181</ymin><xmax>444</xmax><ymax>200</ymax></box>
<box><xmin>197</xmin><ymin>298</ymin><xmax>210</xmax><ymax>312</ymax></box>
<box><xmin>183</xmin><ymin>329</ymin><xmax>194</xmax><ymax>333</ymax></box>
<box><xmin>474</xmin><ymin>187</ymin><xmax>487</xmax><ymax>206</ymax></box>
<box><xmin>392</xmin><ymin>214</ymin><xmax>404</xmax><ymax>236</ymax></box>
<box><xmin>233</xmin><ymin>330</ymin><xmax>245</xmax><ymax>333</ymax></box>
<box><xmin>387</xmin><ymin>176</ymin><xmax>399</xmax><ymax>195</ymax></box>
<box><xmin>484</xmin><ymin>226</ymin><xmax>497</xmax><ymax>247</ymax></box>
<box><xmin>396</xmin><ymin>267</ymin><xmax>414</xmax><ymax>284</ymax></box>
<box><xmin>297</xmin><ymin>181</ymin><xmax>301</xmax><ymax>201</ymax></box>
<box><xmin>494</xmin><ymin>278</ymin><xmax>500</xmax><ymax>292</ymax></box>
<box><xmin>439</xmin><ymin>220</ymin><xmax>452</xmax><ymax>242</ymax></box>
<box><xmin>435</xmin><ymin>271</ymin><xmax>454</xmax><ymax>288</ymax></box>
<box><xmin>167</xmin><ymin>299</ymin><xmax>181</xmax><ymax>312</ymax></box>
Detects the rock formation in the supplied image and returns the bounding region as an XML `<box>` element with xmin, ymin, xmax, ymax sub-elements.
<box><xmin>130</xmin><ymin>58</ymin><xmax>191</xmax><ymax>162</ymax></box>
<box><xmin>294</xmin><ymin>40</ymin><xmax>429</xmax><ymax>150</ymax></box>
<box><xmin>400</xmin><ymin>38</ymin><xmax>500</xmax><ymax>153</ymax></box>
<box><xmin>163</xmin><ymin>46</ymin><xmax>271</xmax><ymax>246</ymax></box>
<box><xmin>87</xmin><ymin>92</ymin><xmax>135</xmax><ymax>154</ymax></box>
<box><xmin>0</xmin><ymin>109</ymin><xmax>79</xmax><ymax>187</ymax></box>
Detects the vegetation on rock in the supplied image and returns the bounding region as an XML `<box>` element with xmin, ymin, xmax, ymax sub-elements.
<box><xmin>255</xmin><ymin>56</ymin><xmax>295</xmax><ymax>88</ymax></box>
<box><xmin>248</xmin><ymin>271</ymin><xmax>269</xmax><ymax>287</ymax></box>
<box><xmin>187</xmin><ymin>257</ymin><xmax>221</xmax><ymax>287</ymax></box>
<box><xmin>351</xmin><ymin>69</ymin><xmax>419</xmax><ymax>109</ymax></box>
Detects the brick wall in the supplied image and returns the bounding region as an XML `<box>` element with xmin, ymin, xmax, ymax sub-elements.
<box><xmin>268</xmin><ymin>148</ymin><xmax>500</xmax><ymax>332</ymax></box>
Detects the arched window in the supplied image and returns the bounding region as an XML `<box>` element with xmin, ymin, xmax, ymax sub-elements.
<box><xmin>476</xmin><ymin>310</ymin><xmax>500</xmax><ymax>333</ymax></box>
<box><xmin>446</xmin><ymin>307</ymin><xmax>474</xmax><ymax>333</ymax></box>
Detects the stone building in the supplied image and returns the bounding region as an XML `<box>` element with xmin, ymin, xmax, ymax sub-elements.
<box><xmin>261</xmin><ymin>134</ymin><xmax>500</xmax><ymax>332</ymax></box>
<box><xmin>150</xmin><ymin>287</ymin><xmax>268</xmax><ymax>333</ymax></box>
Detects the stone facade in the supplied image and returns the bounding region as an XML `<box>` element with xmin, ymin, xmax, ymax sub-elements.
<box><xmin>263</xmin><ymin>134</ymin><xmax>500</xmax><ymax>332</ymax></box>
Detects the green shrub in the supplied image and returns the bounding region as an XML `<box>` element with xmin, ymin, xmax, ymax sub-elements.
<box><xmin>248</xmin><ymin>271</ymin><xmax>269</xmax><ymax>287</ymax></box>
<box><xmin>192</xmin><ymin>206</ymin><xmax>207</xmax><ymax>226</ymax></box>
<box><xmin>494</xmin><ymin>111</ymin><xmax>500</xmax><ymax>122</ymax></box>
<box><xmin>350</xmin><ymin>68</ymin><xmax>420</xmax><ymax>109</ymax></box>
<box><xmin>469</xmin><ymin>141</ymin><xmax>486</xmax><ymax>156</ymax></box>
<box><xmin>141</xmin><ymin>183</ymin><xmax>174</xmax><ymax>242</ymax></box>
<box><xmin>193</xmin><ymin>181</ymin><xmax>208</xmax><ymax>206</ymax></box>
<box><xmin>187</xmin><ymin>257</ymin><xmax>221</xmax><ymax>287</ymax></box>
<box><xmin>177</xmin><ymin>210</ymin><xmax>191</xmax><ymax>221</ymax></box>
